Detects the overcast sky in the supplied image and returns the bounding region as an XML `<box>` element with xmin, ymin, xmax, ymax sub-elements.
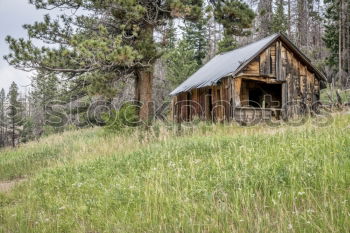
<box><xmin>0</xmin><ymin>0</ymin><xmax>54</xmax><ymax>93</ymax></box>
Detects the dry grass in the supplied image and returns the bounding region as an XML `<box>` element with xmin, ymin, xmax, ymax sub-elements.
<box><xmin>0</xmin><ymin>114</ymin><xmax>349</xmax><ymax>232</ymax></box>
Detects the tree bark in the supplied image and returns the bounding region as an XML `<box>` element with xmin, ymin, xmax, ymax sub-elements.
<box><xmin>135</xmin><ymin>69</ymin><xmax>153</xmax><ymax>122</ymax></box>
<box><xmin>297</xmin><ymin>0</ymin><xmax>308</xmax><ymax>47</ymax></box>
<box><xmin>12</xmin><ymin>119</ymin><xmax>15</xmax><ymax>147</ymax></box>
<box><xmin>339</xmin><ymin>0</ymin><xmax>343</xmax><ymax>87</ymax></box>
<box><xmin>257</xmin><ymin>0</ymin><xmax>273</xmax><ymax>38</ymax></box>
<box><xmin>287</xmin><ymin>0</ymin><xmax>291</xmax><ymax>36</ymax></box>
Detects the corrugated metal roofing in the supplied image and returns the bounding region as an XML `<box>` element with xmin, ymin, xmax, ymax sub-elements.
<box><xmin>170</xmin><ymin>34</ymin><xmax>279</xmax><ymax>96</ymax></box>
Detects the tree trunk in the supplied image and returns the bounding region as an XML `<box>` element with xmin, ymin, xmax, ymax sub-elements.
<box><xmin>339</xmin><ymin>0</ymin><xmax>343</xmax><ymax>87</ymax></box>
<box><xmin>135</xmin><ymin>69</ymin><xmax>153</xmax><ymax>122</ymax></box>
<box><xmin>257</xmin><ymin>0</ymin><xmax>273</xmax><ymax>38</ymax></box>
<box><xmin>12</xmin><ymin>120</ymin><xmax>15</xmax><ymax>147</ymax></box>
<box><xmin>287</xmin><ymin>0</ymin><xmax>291</xmax><ymax>36</ymax></box>
<box><xmin>0</xmin><ymin>127</ymin><xmax>3</xmax><ymax>148</ymax></box>
<box><xmin>297</xmin><ymin>0</ymin><xmax>308</xmax><ymax>47</ymax></box>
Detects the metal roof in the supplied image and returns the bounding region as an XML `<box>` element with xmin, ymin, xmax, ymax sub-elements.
<box><xmin>170</xmin><ymin>34</ymin><xmax>279</xmax><ymax>96</ymax></box>
<box><xmin>170</xmin><ymin>33</ymin><xmax>327</xmax><ymax>96</ymax></box>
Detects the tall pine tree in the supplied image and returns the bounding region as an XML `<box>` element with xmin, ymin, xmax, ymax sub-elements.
<box><xmin>213</xmin><ymin>0</ymin><xmax>255</xmax><ymax>53</ymax></box>
<box><xmin>7</xmin><ymin>82</ymin><xmax>22</xmax><ymax>147</ymax></box>
<box><xmin>181</xmin><ymin>17</ymin><xmax>209</xmax><ymax>65</ymax></box>
<box><xmin>323</xmin><ymin>0</ymin><xmax>350</xmax><ymax>87</ymax></box>
<box><xmin>4</xmin><ymin>0</ymin><xmax>205</xmax><ymax>122</ymax></box>
<box><xmin>272</xmin><ymin>0</ymin><xmax>288</xmax><ymax>33</ymax></box>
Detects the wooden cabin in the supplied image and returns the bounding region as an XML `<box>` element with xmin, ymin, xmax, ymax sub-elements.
<box><xmin>170</xmin><ymin>33</ymin><xmax>327</xmax><ymax>124</ymax></box>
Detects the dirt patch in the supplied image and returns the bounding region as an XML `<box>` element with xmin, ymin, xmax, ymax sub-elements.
<box><xmin>0</xmin><ymin>178</ymin><xmax>26</xmax><ymax>193</ymax></box>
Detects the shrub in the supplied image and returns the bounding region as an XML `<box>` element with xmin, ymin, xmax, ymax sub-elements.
<box><xmin>103</xmin><ymin>104</ymin><xmax>139</xmax><ymax>133</ymax></box>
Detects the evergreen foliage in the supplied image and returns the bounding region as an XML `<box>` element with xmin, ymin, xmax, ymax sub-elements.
<box><xmin>181</xmin><ymin>17</ymin><xmax>209</xmax><ymax>65</ymax></box>
<box><xmin>31</xmin><ymin>72</ymin><xmax>60</xmax><ymax>125</ymax></box>
<box><xmin>165</xmin><ymin>40</ymin><xmax>200</xmax><ymax>87</ymax></box>
<box><xmin>4</xmin><ymin>0</ymin><xmax>205</xmax><ymax>115</ymax></box>
<box><xmin>7</xmin><ymin>82</ymin><xmax>23</xmax><ymax>147</ymax></box>
<box><xmin>213</xmin><ymin>0</ymin><xmax>255</xmax><ymax>53</ymax></box>
<box><xmin>103</xmin><ymin>103</ymin><xmax>139</xmax><ymax>134</ymax></box>
<box><xmin>323</xmin><ymin>0</ymin><xmax>341</xmax><ymax>68</ymax></box>
<box><xmin>271</xmin><ymin>0</ymin><xmax>288</xmax><ymax>33</ymax></box>
<box><xmin>323</xmin><ymin>0</ymin><xmax>350</xmax><ymax>87</ymax></box>
<box><xmin>165</xmin><ymin>10</ymin><xmax>210</xmax><ymax>87</ymax></box>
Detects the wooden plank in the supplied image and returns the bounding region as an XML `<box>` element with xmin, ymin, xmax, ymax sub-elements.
<box><xmin>270</xmin><ymin>43</ymin><xmax>276</xmax><ymax>76</ymax></box>
<box><xmin>266</xmin><ymin>48</ymin><xmax>271</xmax><ymax>75</ymax></box>
<box><xmin>204</xmin><ymin>88</ymin><xmax>210</xmax><ymax>120</ymax></box>
<box><xmin>280</xmin><ymin>44</ymin><xmax>287</xmax><ymax>81</ymax></box>
<box><xmin>240</xmin><ymin>80</ymin><xmax>249</xmax><ymax>106</ymax></box>
<box><xmin>242</xmin><ymin>58</ymin><xmax>260</xmax><ymax>75</ymax></box>
<box><xmin>233</xmin><ymin>78</ymin><xmax>242</xmax><ymax>107</ymax></box>
<box><xmin>282</xmin><ymin>82</ymin><xmax>288</xmax><ymax>119</ymax></box>
<box><xmin>259</xmin><ymin>50</ymin><xmax>268</xmax><ymax>75</ymax></box>
<box><xmin>275</xmin><ymin>41</ymin><xmax>280</xmax><ymax>80</ymax></box>
<box><xmin>238</xmin><ymin>76</ymin><xmax>284</xmax><ymax>84</ymax></box>
<box><xmin>227</xmin><ymin>78</ymin><xmax>232</xmax><ymax>120</ymax></box>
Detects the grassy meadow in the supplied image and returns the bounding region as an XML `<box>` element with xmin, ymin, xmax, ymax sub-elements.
<box><xmin>0</xmin><ymin>113</ymin><xmax>349</xmax><ymax>232</ymax></box>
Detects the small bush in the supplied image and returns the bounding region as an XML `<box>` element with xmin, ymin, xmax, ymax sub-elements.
<box><xmin>103</xmin><ymin>104</ymin><xmax>139</xmax><ymax>134</ymax></box>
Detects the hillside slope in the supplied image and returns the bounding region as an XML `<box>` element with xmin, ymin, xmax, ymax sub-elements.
<box><xmin>0</xmin><ymin>114</ymin><xmax>350</xmax><ymax>232</ymax></box>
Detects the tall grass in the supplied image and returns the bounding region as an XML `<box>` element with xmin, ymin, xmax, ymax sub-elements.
<box><xmin>0</xmin><ymin>127</ymin><xmax>145</xmax><ymax>181</ymax></box>
<box><xmin>0</xmin><ymin>114</ymin><xmax>349</xmax><ymax>232</ymax></box>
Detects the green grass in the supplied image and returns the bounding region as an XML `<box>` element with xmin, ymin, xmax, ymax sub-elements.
<box><xmin>0</xmin><ymin>114</ymin><xmax>350</xmax><ymax>232</ymax></box>
<box><xmin>320</xmin><ymin>88</ymin><xmax>350</xmax><ymax>103</ymax></box>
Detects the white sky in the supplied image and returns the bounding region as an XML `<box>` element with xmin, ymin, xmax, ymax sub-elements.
<box><xmin>0</xmin><ymin>0</ymin><xmax>57</xmax><ymax>93</ymax></box>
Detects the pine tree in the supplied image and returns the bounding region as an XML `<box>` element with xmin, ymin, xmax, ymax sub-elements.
<box><xmin>31</xmin><ymin>73</ymin><xmax>59</xmax><ymax>120</ymax></box>
<box><xmin>257</xmin><ymin>0</ymin><xmax>273</xmax><ymax>38</ymax></box>
<box><xmin>181</xmin><ymin>17</ymin><xmax>209</xmax><ymax>65</ymax></box>
<box><xmin>272</xmin><ymin>0</ymin><xmax>288</xmax><ymax>33</ymax></box>
<box><xmin>213</xmin><ymin>0</ymin><xmax>255</xmax><ymax>53</ymax></box>
<box><xmin>165</xmin><ymin>40</ymin><xmax>200</xmax><ymax>87</ymax></box>
<box><xmin>7</xmin><ymin>82</ymin><xmax>23</xmax><ymax>147</ymax></box>
<box><xmin>163</xmin><ymin>20</ymin><xmax>178</xmax><ymax>50</ymax></box>
<box><xmin>217</xmin><ymin>32</ymin><xmax>238</xmax><ymax>53</ymax></box>
<box><xmin>296</xmin><ymin>0</ymin><xmax>308</xmax><ymax>47</ymax></box>
<box><xmin>323</xmin><ymin>0</ymin><xmax>350</xmax><ymax>87</ymax></box>
<box><xmin>4</xmin><ymin>0</ymin><xmax>205</xmax><ymax>122</ymax></box>
<box><xmin>165</xmin><ymin>7</ymin><xmax>210</xmax><ymax>88</ymax></box>
<box><xmin>31</xmin><ymin>71</ymin><xmax>60</xmax><ymax>135</ymax></box>
<box><xmin>0</xmin><ymin>89</ymin><xmax>6</xmax><ymax>147</ymax></box>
